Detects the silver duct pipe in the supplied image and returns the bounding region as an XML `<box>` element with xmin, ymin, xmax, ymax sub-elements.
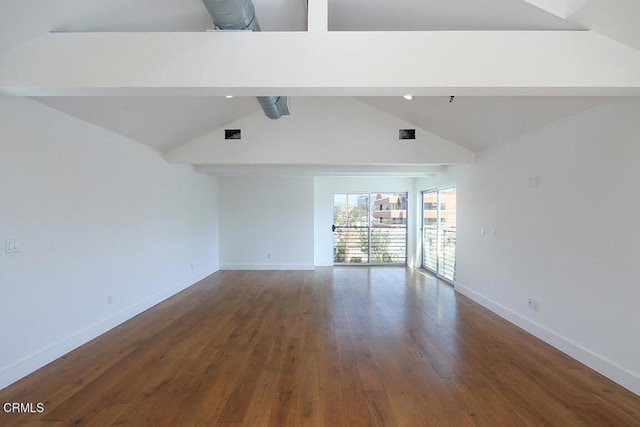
<box><xmin>257</xmin><ymin>96</ymin><xmax>290</xmax><ymax>120</ymax></box>
<box><xmin>202</xmin><ymin>0</ymin><xmax>290</xmax><ymax>120</ymax></box>
<box><xmin>202</xmin><ymin>0</ymin><xmax>260</xmax><ymax>31</ymax></box>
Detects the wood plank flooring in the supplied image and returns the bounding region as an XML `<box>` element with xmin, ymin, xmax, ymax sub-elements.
<box><xmin>1</xmin><ymin>267</ymin><xmax>639</xmax><ymax>426</ymax></box>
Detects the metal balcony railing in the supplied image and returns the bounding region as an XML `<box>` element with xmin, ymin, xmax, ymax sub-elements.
<box><xmin>423</xmin><ymin>226</ymin><xmax>456</xmax><ymax>282</ymax></box>
<box><xmin>333</xmin><ymin>225</ymin><xmax>407</xmax><ymax>264</ymax></box>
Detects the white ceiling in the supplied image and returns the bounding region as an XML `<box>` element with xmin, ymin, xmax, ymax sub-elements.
<box><xmin>0</xmin><ymin>0</ymin><xmax>307</xmax><ymax>54</ymax></box>
<box><xmin>329</xmin><ymin>0</ymin><xmax>582</xmax><ymax>31</ymax></box>
<box><xmin>359</xmin><ymin>96</ymin><xmax>611</xmax><ymax>151</ymax></box>
<box><xmin>35</xmin><ymin>97</ymin><xmax>260</xmax><ymax>151</ymax></box>
<box><xmin>0</xmin><ymin>0</ymin><xmax>585</xmax><ymax>54</ymax></box>
<box><xmin>569</xmin><ymin>0</ymin><xmax>640</xmax><ymax>51</ymax></box>
<box><xmin>31</xmin><ymin>96</ymin><xmax>613</xmax><ymax>153</ymax></box>
<box><xmin>3</xmin><ymin>0</ymin><xmax>639</xmax><ymax>165</ymax></box>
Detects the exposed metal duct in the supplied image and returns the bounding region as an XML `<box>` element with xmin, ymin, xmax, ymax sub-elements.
<box><xmin>202</xmin><ymin>0</ymin><xmax>260</xmax><ymax>31</ymax></box>
<box><xmin>257</xmin><ymin>96</ymin><xmax>290</xmax><ymax>120</ymax></box>
<box><xmin>202</xmin><ymin>0</ymin><xmax>290</xmax><ymax>120</ymax></box>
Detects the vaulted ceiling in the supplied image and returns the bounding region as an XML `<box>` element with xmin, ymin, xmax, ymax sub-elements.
<box><xmin>1</xmin><ymin>0</ymin><xmax>639</xmax><ymax>175</ymax></box>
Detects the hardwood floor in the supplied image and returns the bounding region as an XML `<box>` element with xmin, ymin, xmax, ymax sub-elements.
<box><xmin>1</xmin><ymin>267</ymin><xmax>639</xmax><ymax>426</ymax></box>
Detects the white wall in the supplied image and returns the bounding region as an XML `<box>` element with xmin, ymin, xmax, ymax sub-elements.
<box><xmin>218</xmin><ymin>176</ymin><xmax>314</xmax><ymax>270</ymax></box>
<box><xmin>429</xmin><ymin>98</ymin><xmax>640</xmax><ymax>394</ymax></box>
<box><xmin>0</xmin><ymin>97</ymin><xmax>219</xmax><ymax>389</ymax></box>
<box><xmin>314</xmin><ymin>177</ymin><xmax>419</xmax><ymax>267</ymax></box>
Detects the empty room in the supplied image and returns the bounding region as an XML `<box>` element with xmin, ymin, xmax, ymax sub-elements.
<box><xmin>1</xmin><ymin>0</ymin><xmax>640</xmax><ymax>425</ymax></box>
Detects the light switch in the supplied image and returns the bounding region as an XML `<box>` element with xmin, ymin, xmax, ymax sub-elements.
<box><xmin>529</xmin><ymin>176</ymin><xmax>541</xmax><ymax>189</ymax></box>
<box><xmin>5</xmin><ymin>239</ymin><xmax>20</xmax><ymax>253</ymax></box>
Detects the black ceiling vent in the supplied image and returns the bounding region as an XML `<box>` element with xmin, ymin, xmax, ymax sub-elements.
<box><xmin>225</xmin><ymin>129</ymin><xmax>241</xmax><ymax>140</ymax></box>
<box><xmin>399</xmin><ymin>129</ymin><xmax>416</xmax><ymax>140</ymax></box>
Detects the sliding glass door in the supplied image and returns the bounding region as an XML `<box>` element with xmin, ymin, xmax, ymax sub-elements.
<box><xmin>333</xmin><ymin>193</ymin><xmax>407</xmax><ymax>265</ymax></box>
<box><xmin>422</xmin><ymin>187</ymin><xmax>457</xmax><ymax>282</ymax></box>
<box><xmin>333</xmin><ymin>193</ymin><xmax>370</xmax><ymax>264</ymax></box>
<box><xmin>422</xmin><ymin>190</ymin><xmax>439</xmax><ymax>272</ymax></box>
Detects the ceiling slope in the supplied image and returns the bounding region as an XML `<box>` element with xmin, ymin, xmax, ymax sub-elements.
<box><xmin>165</xmin><ymin>97</ymin><xmax>474</xmax><ymax>170</ymax></box>
<box><xmin>518</xmin><ymin>0</ymin><xmax>587</xmax><ymax>18</ymax></box>
<box><xmin>0</xmin><ymin>0</ymin><xmax>209</xmax><ymax>54</ymax></box>
<box><xmin>2</xmin><ymin>0</ymin><xmax>639</xmax><ymax>165</ymax></box>
<box><xmin>328</xmin><ymin>0</ymin><xmax>581</xmax><ymax>31</ymax></box>
<box><xmin>359</xmin><ymin>97</ymin><xmax>612</xmax><ymax>151</ymax></box>
<box><xmin>568</xmin><ymin>0</ymin><xmax>640</xmax><ymax>51</ymax></box>
<box><xmin>0</xmin><ymin>0</ymin><xmax>305</xmax><ymax>54</ymax></box>
<box><xmin>33</xmin><ymin>97</ymin><xmax>260</xmax><ymax>152</ymax></box>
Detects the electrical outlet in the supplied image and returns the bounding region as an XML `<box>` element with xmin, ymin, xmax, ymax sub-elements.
<box><xmin>528</xmin><ymin>298</ymin><xmax>534</xmax><ymax>309</ymax></box>
<box><xmin>267</xmin><ymin>252</ymin><xmax>272</xmax><ymax>259</ymax></box>
<box><xmin>490</xmin><ymin>229</ymin><xmax>497</xmax><ymax>238</ymax></box>
<box><xmin>528</xmin><ymin>297</ymin><xmax>540</xmax><ymax>311</ymax></box>
<box><xmin>107</xmin><ymin>295</ymin><xmax>112</xmax><ymax>305</ymax></box>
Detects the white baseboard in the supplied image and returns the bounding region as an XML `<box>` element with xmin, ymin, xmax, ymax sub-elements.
<box><xmin>454</xmin><ymin>283</ymin><xmax>640</xmax><ymax>396</ymax></box>
<box><xmin>221</xmin><ymin>263</ymin><xmax>315</xmax><ymax>271</ymax></box>
<box><xmin>314</xmin><ymin>260</ymin><xmax>333</xmax><ymax>267</ymax></box>
<box><xmin>0</xmin><ymin>264</ymin><xmax>219</xmax><ymax>391</ymax></box>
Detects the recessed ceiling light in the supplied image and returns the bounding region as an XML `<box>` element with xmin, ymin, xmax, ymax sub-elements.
<box><xmin>403</xmin><ymin>94</ymin><xmax>413</xmax><ymax>101</ymax></box>
<box><xmin>225</xmin><ymin>95</ymin><xmax>234</xmax><ymax>99</ymax></box>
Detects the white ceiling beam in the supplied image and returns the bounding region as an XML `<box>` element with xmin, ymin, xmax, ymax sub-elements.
<box><xmin>193</xmin><ymin>164</ymin><xmax>448</xmax><ymax>177</ymax></box>
<box><xmin>1</xmin><ymin>30</ymin><xmax>640</xmax><ymax>96</ymax></box>
<box><xmin>307</xmin><ymin>0</ymin><xmax>328</xmax><ymax>32</ymax></box>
